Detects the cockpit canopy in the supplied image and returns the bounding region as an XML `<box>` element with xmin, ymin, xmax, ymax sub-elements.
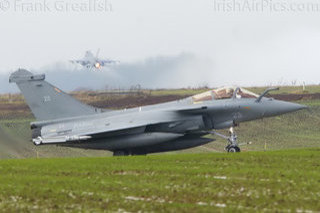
<box><xmin>192</xmin><ymin>87</ymin><xmax>259</xmax><ymax>102</ymax></box>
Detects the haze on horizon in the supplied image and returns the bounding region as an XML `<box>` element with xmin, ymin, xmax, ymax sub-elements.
<box><xmin>1</xmin><ymin>0</ymin><xmax>320</xmax><ymax>93</ymax></box>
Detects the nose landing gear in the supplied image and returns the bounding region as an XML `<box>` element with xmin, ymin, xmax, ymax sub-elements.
<box><xmin>210</xmin><ymin>127</ymin><xmax>242</xmax><ymax>153</ymax></box>
<box><xmin>226</xmin><ymin>127</ymin><xmax>240</xmax><ymax>153</ymax></box>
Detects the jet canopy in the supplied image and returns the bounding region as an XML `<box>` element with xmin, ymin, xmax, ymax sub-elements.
<box><xmin>192</xmin><ymin>87</ymin><xmax>259</xmax><ymax>102</ymax></box>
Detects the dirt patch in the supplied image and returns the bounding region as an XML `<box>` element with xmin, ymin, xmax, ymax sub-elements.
<box><xmin>270</xmin><ymin>93</ymin><xmax>320</xmax><ymax>102</ymax></box>
<box><xmin>88</xmin><ymin>95</ymin><xmax>188</xmax><ymax>109</ymax></box>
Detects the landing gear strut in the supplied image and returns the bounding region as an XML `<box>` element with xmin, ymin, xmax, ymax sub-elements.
<box><xmin>210</xmin><ymin>127</ymin><xmax>241</xmax><ymax>153</ymax></box>
<box><xmin>226</xmin><ymin>127</ymin><xmax>240</xmax><ymax>153</ymax></box>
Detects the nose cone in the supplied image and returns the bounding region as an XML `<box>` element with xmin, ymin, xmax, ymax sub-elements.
<box><xmin>264</xmin><ymin>100</ymin><xmax>307</xmax><ymax>117</ymax></box>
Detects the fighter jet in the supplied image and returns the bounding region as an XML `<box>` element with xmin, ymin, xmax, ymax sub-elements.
<box><xmin>9</xmin><ymin>69</ymin><xmax>307</xmax><ymax>155</ymax></box>
<box><xmin>70</xmin><ymin>49</ymin><xmax>118</xmax><ymax>69</ymax></box>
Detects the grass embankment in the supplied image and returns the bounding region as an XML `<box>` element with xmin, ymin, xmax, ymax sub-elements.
<box><xmin>0</xmin><ymin>149</ymin><xmax>319</xmax><ymax>212</ymax></box>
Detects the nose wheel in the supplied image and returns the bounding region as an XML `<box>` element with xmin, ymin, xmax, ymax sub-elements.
<box><xmin>226</xmin><ymin>145</ymin><xmax>241</xmax><ymax>153</ymax></box>
<box><xmin>210</xmin><ymin>127</ymin><xmax>241</xmax><ymax>153</ymax></box>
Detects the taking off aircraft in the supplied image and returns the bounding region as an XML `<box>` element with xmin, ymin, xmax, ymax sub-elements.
<box><xmin>70</xmin><ymin>49</ymin><xmax>118</xmax><ymax>69</ymax></box>
<box><xmin>9</xmin><ymin>69</ymin><xmax>307</xmax><ymax>155</ymax></box>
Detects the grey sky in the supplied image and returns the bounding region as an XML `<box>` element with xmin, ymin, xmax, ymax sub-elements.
<box><xmin>1</xmin><ymin>0</ymin><xmax>320</xmax><ymax>91</ymax></box>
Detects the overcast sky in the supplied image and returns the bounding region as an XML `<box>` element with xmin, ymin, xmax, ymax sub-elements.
<box><xmin>1</xmin><ymin>0</ymin><xmax>320</xmax><ymax>91</ymax></box>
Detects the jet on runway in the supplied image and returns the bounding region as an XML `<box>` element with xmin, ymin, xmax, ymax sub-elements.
<box><xmin>70</xmin><ymin>49</ymin><xmax>118</xmax><ymax>69</ymax></box>
<box><xmin>9</xmin><ymin>69</ymin><xmax>307</xmax><ymax>155</ymax></box>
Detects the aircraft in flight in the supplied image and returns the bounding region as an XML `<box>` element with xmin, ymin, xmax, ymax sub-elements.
<box><xmin>70</xmin><ymin>49</ymin><xmax>118</xmax><ymax>69</ymax></box>
<box><xmin>9</xmin><ymin>69</ymin><xmax>307</xmax><ymax>155</ymax></box>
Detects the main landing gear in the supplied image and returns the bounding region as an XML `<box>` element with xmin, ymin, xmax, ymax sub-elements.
<box><xmin>211</xmin><ymin>127</ymin><xmax>242</xmax><ymax>153</ymax></box>
<box><xmin>113</xmin><ymin>150</ymin><xmax>130</xmax><ymax>156</ymax></box>
<box><xmin>113</xmin><ymin>150</ymin><xmax>147</xmax><ymax>156</ymax></box>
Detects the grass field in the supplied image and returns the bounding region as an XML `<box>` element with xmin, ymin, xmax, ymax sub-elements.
<box><xmin>0</xmin><ymin>149</ymin><xmax>319</xmax><ymax>212</ymax></box>
<box><xmin>0</xmin><ymin>87</ymin><xmax>319</xmax><ymax>212</ymax></box>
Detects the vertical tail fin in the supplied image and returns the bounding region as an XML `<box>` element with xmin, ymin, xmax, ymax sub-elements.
<box><xmin>9</xmin><ymin>69</ymin><xmax>101</xmax><ymax>121</ymax></box>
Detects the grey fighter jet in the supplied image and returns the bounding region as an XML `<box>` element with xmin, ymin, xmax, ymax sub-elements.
<box><xmin>9</xmin><ymin>69</ymin><xmax>307</xmax><ymax>155</ymax></box>
<box><xmin>70</xmin><ymin>49</ymin><xmax>118</xmax><ymax>69</ymax></box>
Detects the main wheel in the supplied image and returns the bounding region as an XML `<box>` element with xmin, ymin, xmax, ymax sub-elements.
<box><xmin>227</xmin><ymin>146</ymin><xmax>240</xmax><ymax>153</ymax></box>
<box><xmin>33</xmin><ymin>137</ymin><xmax>42</xmax><ymax>146</ymax></box>
<box><xmin>113</xmin><ymin>150</ymin><xmax>130</xmax><ymax>156</ymax></box>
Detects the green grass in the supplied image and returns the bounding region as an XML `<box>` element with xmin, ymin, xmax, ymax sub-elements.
<box><xmin>0</xmin><ymin>149</ymin><xmax>319</xmax><ymax>212</ymax></box>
